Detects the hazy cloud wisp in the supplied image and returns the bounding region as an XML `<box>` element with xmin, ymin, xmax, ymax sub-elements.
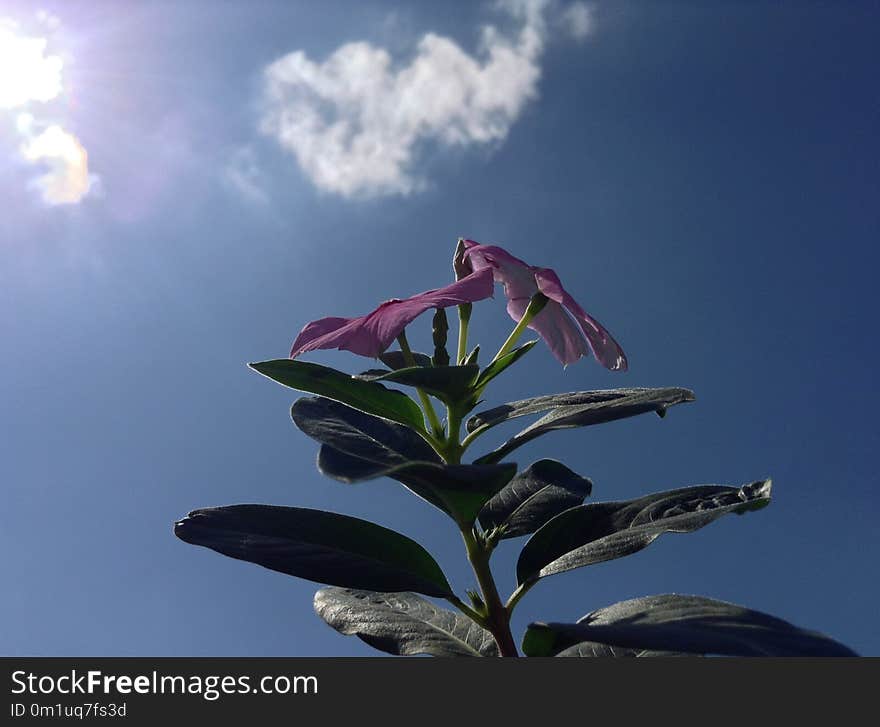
<box><xmin>562</xmin><ymin>2</ymin><xmax>594</xmax><ymax>40</ymax></box>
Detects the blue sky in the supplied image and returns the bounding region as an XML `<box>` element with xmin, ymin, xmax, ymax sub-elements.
<box><xmin>2</xmin><ymin>0</ymin><xmax>877</xmax><ymax>656</ymax></box>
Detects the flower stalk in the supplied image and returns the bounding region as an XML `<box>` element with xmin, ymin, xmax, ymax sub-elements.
<box><xmin>397</xmin><ymin>331</ymin><xmax>445</xmax><ymax>440</ymax></box>
<box><xmin>491</xmin><ymin>293</ymin><xmax>548</xmax><ymax>364</ymax></box>
<box><xmin>457</xmin><ymin>303</ymin><xmax>472</xmax><ymax>364</ymax></box>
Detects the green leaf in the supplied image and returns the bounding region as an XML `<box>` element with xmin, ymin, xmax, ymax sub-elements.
<box><xmin>474</xmin><ymin>340</ymin><xmax>537</xmax><ymax>389</ymax></box>
<box><xmin>517</xmin><ymin>480</ymin><xmax>772</xmax><ymax>585</ymax></box>
<box><xmin>468</xmin><ymin>387</ymin><xmax>695</xmax><ymax>434</ymax></box>
<box><xmin>478</xmin><ymin>459</ymin><xmax>592</xmax><ymax>539</ymax></box>
<box><xmin>379</xmin><ymin>350</ymin><xmax>433</xmax><ymax>369</ymax></box>
<box><xmin>318</xmin><ymin>443</ymin><xmax>516</xmax><ymax>527</ymax></box>
<box><xmin>174</xmin><ymin>505</ymin><xmax>452</xmax><ymax>597</ymax></box>
<box><xmin>314</xmin><ymin>587</ymin><xmax>499</xmax><ymax>657</ymax></box>
<box><xmin>291</xmin><ymin>397</ymin><xmax>515</xmax><ymax>525</ymax></box>
<box><xmin>356</xmin><ymin>365</ymin><xmax>480</xmax><ymax>405</ymax></box>
<box><xmin>291</xmin><ymin>396</ymin><xmax>440</xmax><ymax>467</ymax></box>
<box><xmin>250</xmin><ymin>359</ymin><xmax>425</xmax><ymax>432</ymax></box>
<box><xmin>522</xmin><ymin>594</ymin><xmax>858</xmax><ymax>657</ymax></box>
<box><xmin>463</xmin><ymin>345</ymin><xmax>480</xmax><ymax>367</ymax></box>
<box><xmin>471</xmin><ymin>387</ymin><xmax>695</xmax><ymax>464</ymax></box>
<box><xmin>316</xmin><ymin>445</ymin><xmax>448</xmax><ymax>515</ymax></box>
<box><xmin>554</xmin><ymin>643</ymin><xmax>689</xmax><ymax>657</ymax></box>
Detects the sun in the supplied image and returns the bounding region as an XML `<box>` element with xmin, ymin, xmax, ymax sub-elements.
<box><xmin>0</xmin><ymin>21</ymin><xmax>63</xmax><ymax>109</ymax></box>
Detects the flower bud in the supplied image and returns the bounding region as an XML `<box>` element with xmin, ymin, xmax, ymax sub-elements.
<box><xmin>453</xmin><ymin>238</ymin><xmax>473</xmax><ymax>280</ymax></box>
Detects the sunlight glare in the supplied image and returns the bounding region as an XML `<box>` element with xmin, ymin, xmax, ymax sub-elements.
<box><xmin>0</xmin><ymin>22</ymin><xmax>63</xmax><ymax>109</ymax></box>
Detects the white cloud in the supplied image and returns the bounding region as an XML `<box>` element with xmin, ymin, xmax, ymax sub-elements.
<box><xmin>20</xmin><ymin>123</ymin><xmax>92</xmax><ymax>205</ymax></box>
<box><xmin>0</xmin><ymin>13</ymin><xmax>95</xmax><ymax>205</ymax></box>
<box><xmin>260</xmin><ymin>0</ymin><xmax>565</xmax><ymax>198</ymax></box>
<box><xmin>562</xmin><ymin>2</ymin><xmax>594</xmax><ymax>40</ymax></box>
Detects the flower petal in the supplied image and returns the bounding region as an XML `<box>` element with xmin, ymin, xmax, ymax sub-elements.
<box><xmin>463</xmin><ymin>241</ymin><xmax>540</xmax><ymax>321</ymax></box>
<box><xmin>289</xmin><ymin>316</ymin><xmax>367</xmax><ymax>358</ymax></box>
<box><xmin>464</xmin><ymin>240</ymin><xmax>627</xmax><ymax>370</ymax></box>
<box><xmin>289</xmin><ymin>269</ymin><xmax>494</xmax><ymax>360</ymax></box>
<box><xmin>526</xmin><ymin>302</ymin><xmax>594</xmax><ymax>367</ymax></box>
<box><xmin>535</xmin><ymin>268</ymin><xmax>628</xmax><ymax>371</ymax></box>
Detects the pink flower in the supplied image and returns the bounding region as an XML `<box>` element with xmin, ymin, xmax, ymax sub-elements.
<box><xmin>290</xmin><ymin>268</ymin><xmax>494</xmax><ymax>359</ymax></box>
<box><xmin>463</xmin><ymin>240</ymin><xmax>627</xmax><ymax>370</ymax></box>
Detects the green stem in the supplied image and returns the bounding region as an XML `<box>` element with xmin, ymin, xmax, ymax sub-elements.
<box><xmin>456</xmin><ymin>303</ymin><xmax>472</xmax><ymax>364</ymax></box>
<box><xmin>461</xmin><ymin>528</ymin><xmax>518</xmax><ymax>657</ymax></box>
<box><xmin>397</xmin><ymin>332</ymin><xmax>445</xmax><ymax>440</ymax></box>
<box><xmin>490</xmin><ymin>293</ymin><xmax>548</xmax><ymax>365</ymax></box>
<box><xmin>443</xmin><ymin>405</ymin><xmax>464</xmax><ymax>464</ymax></box>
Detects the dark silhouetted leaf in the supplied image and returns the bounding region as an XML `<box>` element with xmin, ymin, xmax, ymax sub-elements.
<box><xmin>555</xmin><ymin>643</ymin><xmax>689</xmax><ymax>657</ymax></box>
<box><xmin>517</xmin><ymin>480</ymin><xmax>771</xmax><ymax>585</ymax></box>
<box><xmin>314</xmin><ymin>587</ymin><xmax>499</xmax><ymax>657</ymax></box>
<box><xmin>357</xmin><ymin>365</ymin><xmax>480</xmax><ymax>405</ymax></box>
<box><xmin>250</xmin><ymin>359</ymin><xmax>425</xmax><ymax>431</ymax></box>
<box><xmin>468</xmin><ymin>388</ymin><xmax>688</xmax><ymax>433</ymax></box>
<box><xmin>522</xmin><ymin>594</ymin><xmax>858</xmax><ymax>657</ymax></box>
<box><xmin>470</xmin><ymin>387</ymin><xmax>695</xmax><ymax>464</ymax></box>
<box><xmin>291</xmin><ymin>396</ymin><xmax>440</xmax><ymax>466</ymax></box>
<box><xmin>317</xmin><ymin>444</ymin><xmax>516</xmax><ymax>526</ymax></box>
<box><xmin>478</xmin><ymin>459</ymin><xmax>592</xmax><ymax>539</ymax></box>
<box><xmin>292</xmin><ymin>398</ymin><xmax>515</xmax><ymax>524</ymax></box>
<box><xmin>379</xmin><ymin>350</ymin><xmax>433</xmax><ymax>369</ymax></box>
<box><xmin>474</xmin><ymin>340</ymin><xmax>537</xmax><ymax>389</ymax></box>
<box><xmin>293</xmin><ymin>397</ymin><xmax>516</xmax><ymax>523</ymax></box>
<box><xmin>174</xmin><ymin>505</ymin><xmax>452</xmax><ymax>597</ymax></box>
